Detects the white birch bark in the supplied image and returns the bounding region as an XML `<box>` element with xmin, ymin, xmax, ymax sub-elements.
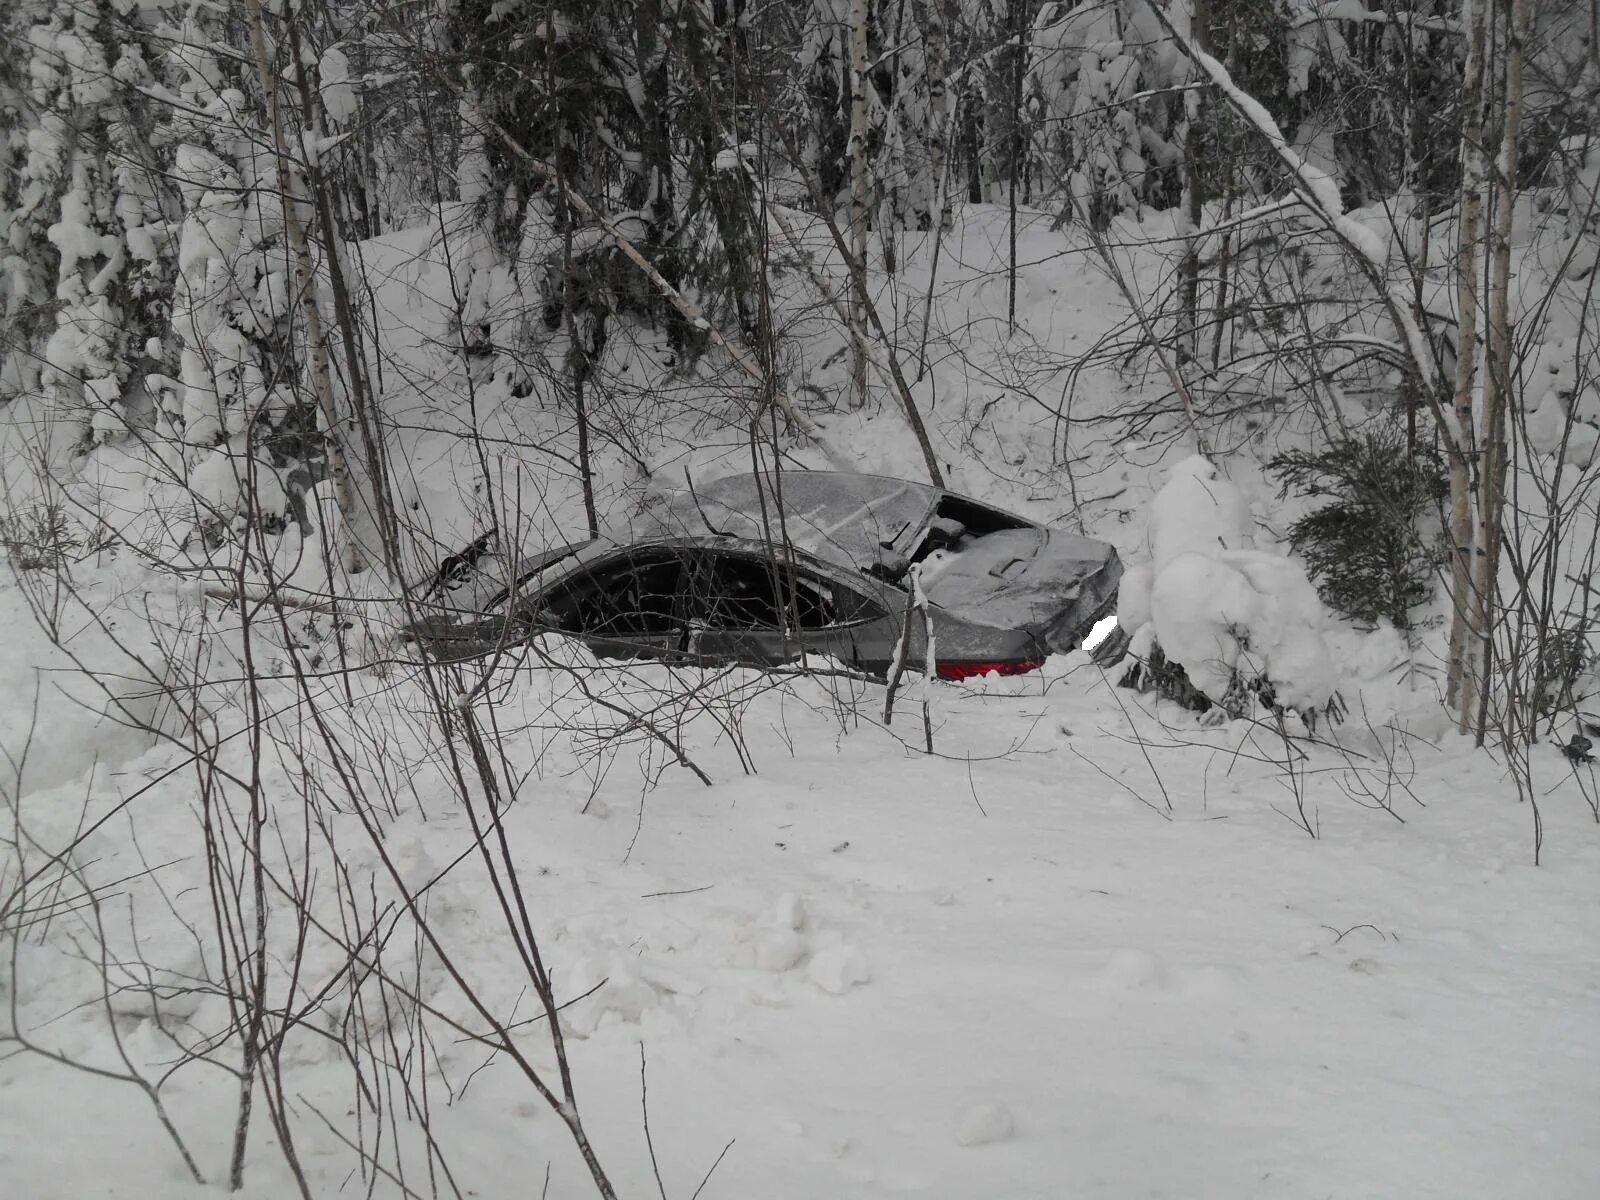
<box><xmin>241</xmin><ymin>0</ymin><xmax>367</xmax><ymax>575</ymax></box>
<box><xmin>1466</xmin><ymin>0</ymin><xmax>1531</xmax><ymax>737</ymax></box>
<box><xmin>1447</xmin><ymin>0</ymin><xmax>1488</xmax><ymax>722</ymax></box>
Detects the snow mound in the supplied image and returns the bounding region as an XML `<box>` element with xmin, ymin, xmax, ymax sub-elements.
<box><xmin>954</xmin><ymin>1101</ymin><xmax>1016</xmax><ymax>1147</ymax></box>
<box><xmin>560</xmin><ymin>950</ymin><xmax>707</xmax><ymax>1036</ymax></box>
<box><xmin>1148</xmin><ymin>553</ymin><xmax>1265</xmax><ymax>702</ymax></box>
<box><xmin>774</xmin><ymin>892</ymin><xmax>807</xmax><ymax>931</ymax></box>
<box><xmin>1147</xmin><ymin>453</ymin><xmax>1255</xmax><ymax>573</ymax></box>
<box><xmin>1117</xmin><ymin>562</ymin><xmax>1154</xmax><ymax>633</ymax></box>
<box><xmin>807</xmin><ymin>945</ymin><xmax>871</xmax><ymax>995</ymax></box>
<box><xmin>755</xmin><ymin>929</ymin><xmax>808</xmax><ymax>973</ymax></box>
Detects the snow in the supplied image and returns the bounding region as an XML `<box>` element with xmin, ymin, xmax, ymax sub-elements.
<box><xmin>317</xmin><ymin>46</ymin><xmax>357</xmax><ymax>125</ymax></box>
<box><xmin>714</xmin><ymin>143</ymin><xmax>760</xmax><ymax>173</ymax></box>
<box><xmin>297</xmin><ymin>128</ymin><xmax>350</xmax><ymax>168</ymax></box>
<box><xmin>1219</xmin><ymin>548</ymin><xmax>1339</xmax><ymax>710</ymax></box>
<box><xmin>806</xmin><ymin>943</ymin><xmax>872</xmax><ymax>994</ymax></box>
<box><xmin>953</xmin><ymin>1101</ymin><xmax>1015</xmax><ymax>1147</ymax></box>
<box><xmin>2</xmin><ymin>186</ymin><xmax>1598</xmax><ymax>1200</ymax></box>
<box><xmin>3</xmin><ymin>622</ymin><xmax>1595</xmax><ymax>1198</ymax></box>
<box><xmin>1147</xmin><ymin>452</ymin><xmax>1255</xmax><ymax>571</ymax></box>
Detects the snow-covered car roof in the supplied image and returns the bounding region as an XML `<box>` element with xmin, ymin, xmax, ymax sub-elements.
<box><xmin>629</xmin><ymin>471</ymin><xmax>943</xmax><ymax>574</ymax></box>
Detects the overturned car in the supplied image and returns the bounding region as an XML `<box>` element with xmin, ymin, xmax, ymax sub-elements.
<box><xmin>410</xmin><ymin>471</ymin><xmax>1121</xmax><ymax>680</ymax></box>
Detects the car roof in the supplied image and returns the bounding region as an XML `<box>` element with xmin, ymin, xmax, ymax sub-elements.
<box><xmin>571</xmin><ymin>530</ymin><xmax>870</xmax><ymax>585</ymax></box>
<box><xmin>624</xmin><ymin>471</ymin><xmax>943</xmax><ymax>574</ymax></box>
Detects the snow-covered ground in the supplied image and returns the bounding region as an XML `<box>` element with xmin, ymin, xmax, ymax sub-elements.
<box><xmin>3</xmin><ymin>205</ymin><xmax>1599</xmax><ymax>1199</ymax></box>
<box><xmin>4</xmin><ymin>644</ymin><xmax>1597</xmax><ymax>1199</ymax></box>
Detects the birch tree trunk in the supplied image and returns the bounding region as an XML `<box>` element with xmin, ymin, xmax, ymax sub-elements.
<box><xmin>1469</xmin><ymin>0</ymin><xmax>1532</xmax><ymax>740</ymax></box>
<box><xmin>241</xmin><ymin>0</ymin><xmax>367</xmax><ymax>575</ymax></box>
<box><xmin>1445</xmin><ymin>0</ymin><xmax>1489</xmax><ymax>721</ymax></box>
<box><xmin>848</xmin><ymin>0</ymin><xmax>871</xmax><ymax>408</ymax></box>
<box><xmin>284</xmin><ymin>16</ymin><xmax>402</xmax><ymax>578</ymax></box>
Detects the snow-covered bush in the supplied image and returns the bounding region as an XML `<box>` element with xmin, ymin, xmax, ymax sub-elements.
<box><xmin>4</xmin><ymin>5</ymin><xmax>176</xmax><ymax>441</ymax></box>
<box><xmin>1029</xmin><ymin>2</ymin><xmax>1185</xmax><ymax>226</ymax></box>
<box><xmin>1268</xmin><ymin>429</ymin><xmax>1448</xmax><ymax>632</ymax></box>
<box><xmin>1119</xmin><ymin>454</ymin><xmax>1341</xmax><ymax>722</ymax></box>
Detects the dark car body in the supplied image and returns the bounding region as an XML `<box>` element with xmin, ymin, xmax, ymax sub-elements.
<box><xmin>411</xmin><ymin>471</ymin><xmax>1120</xmax><ymax>679</ymax></box>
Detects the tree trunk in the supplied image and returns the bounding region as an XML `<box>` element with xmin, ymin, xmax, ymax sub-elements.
<box><xmin>285</xmin><ymin>16</ymin><xmax>403</xmax><ymax>578</ymax></box>
<box><xmin>882</xmin><ymin>0</ymin><xmax>909</xmax><ymax>267</ymax></box>
<box><xmin>241</xmin><ymin>0</ymin><xmax>367</xmax><ymax>575</ymax></box>
<box><xmin>1470</xmin><ymin>0</ymin><xmax>1531</xmax><ymax>741</ymax></box>
<box><xmin>1445</xmin><ymin>0</ymin><xmax>1488</xmax><ymax>723</ymax></box>
<box><xmin>963</xmin><ymin>95</ymin><xmax>983</xmax><ymax>203</ymax></box>
<box><xmin>848</xmin><ymin>0</ymin><xmax>871</xmax><ymax>408</ymax></box>
<box><xmin>914</xmin><ymin>0</ymin><xmax>951</xmax><ymax>232</ymax></box>
<box><xmin>1178</xmin><ymin>0</ymin><xmax>1210</xmax><ymax>365</ymax></box>
<box><xmin>547</xmin><ymin>10</ymin><xmax>599</xmax><ymax>538</ymax></box>
<box><xmin>632</xmin><ymin>0</ymin><xmax>676</xmax><ymax>245</ymax></box>
<box><xmin>1006</xmin><ymin>0</ymin><xmax>1027</xmax><ymax>330</ymax></box>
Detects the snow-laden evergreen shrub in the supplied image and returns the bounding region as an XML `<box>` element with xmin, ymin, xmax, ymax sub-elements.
<box><xmin>1268</xmin><ymin>428</ymin><xmax>1448</xmax><ymax>632</ymax></box>
<box><xmin>1115</xmin><ymin>455</ymin><xmax>1346</xmax><ymax>729</ymax></box>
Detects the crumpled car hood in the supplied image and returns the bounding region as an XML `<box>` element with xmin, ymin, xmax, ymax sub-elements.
<box><xmin>920</xmin><ymin>528</ymin><xmax>1121</xmax><ymax>648</ymax></box>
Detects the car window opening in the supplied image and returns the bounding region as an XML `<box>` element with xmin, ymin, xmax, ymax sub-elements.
<box><xmin>546</xmin><ymin>555</ymin><xmax>683</xmax><ymax>637</ymax></box>
<box><xmin>696</xmin><ymin>555</ymin><xmax>844</xmax><ymax>630</ymax></box>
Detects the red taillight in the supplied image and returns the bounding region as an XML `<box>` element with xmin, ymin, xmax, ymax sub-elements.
<box><xmin>935</xmin><ymin>658</ymin><xmax>1044</xmax><ymax>681</ymax></box>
